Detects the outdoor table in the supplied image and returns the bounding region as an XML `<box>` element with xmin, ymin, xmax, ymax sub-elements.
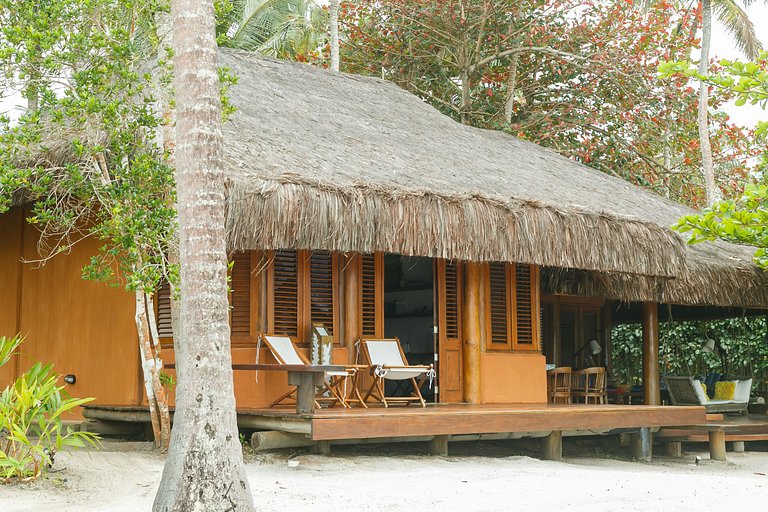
<box><xmin>166</xmin><ymin>363</ymin><xmax>347</xmax><ymax>414</ymax></box>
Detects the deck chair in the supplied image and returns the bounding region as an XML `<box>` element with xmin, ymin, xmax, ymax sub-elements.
<box><xmin>360</xmin><ymin>338</ymin><xmax>436</xmax><ymax>407</ymax></box>
<box><xmin>259</xmin><ymin>334</ymin><xmax>359</xmax><ymax>409</ymax></box>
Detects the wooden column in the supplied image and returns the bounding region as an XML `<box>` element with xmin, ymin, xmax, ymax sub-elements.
<box><xmin>631</xmin><ymin>427</ymin><xmax>652</xmax><ymax>462</ymax></box>
<box><xmin>343</xmin><ymin>254</ymin><xmax>361</xmax><ymax>363</ymax></box>
<box><xmin>542</xmin><ymin>431</ymin><xmax>563</xmax><ymax>461</ymax></box>
<box><xmin>428</xmin><ymin>435</ymin><xmax>449</xmax><ymax>456</ymax></box>
<box><xmin>709</xmin><ymin>430</ymin><xmax>726</xmax><ymax>461</ymax></box>
<box><xmin>462</xmin><ymin>262</ymin><xmax>482</xmax><ymax>404</ymax></box>
<box><xmin>552</xmin><ymin>298</ymin><xmax>561</xmax><ymax>365</ymax></box>
<box><xmin>642</xmin><ymin>302</ymin><xmax>660</xmax><ymax>406</ymax></box>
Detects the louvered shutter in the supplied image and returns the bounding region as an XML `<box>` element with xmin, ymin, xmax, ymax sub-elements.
<box><xmin>360</xmin><ymin>253</ymin><xmax>383</xmax><ymax>338</ymax></box>
<box><xmin>488</xmin><ymin>262</ymin><xmax>512</xmax><ymax>349</ymax></box>
<box><xmin>270</xmin><ymin>250</ymin><xmax>299</xmax><ymax>337</ymax></box>
<box><xmin>156</xmin><ymin>281</ymin><xmax>173</xmax><ymax>338</ymax></box>
<box><xmin>229</xmin><ymin>251</ymin><xmax>251</xmax><ymax>338</ymax></box>
<box><xmin>309</xmin><ymin>251</ymin><xmax>337</xmax><ymax>339</ymax></box>
<box><xmin>444</xmin><ymin>261</ymin><xmax>461</xmax><ymax>339</ymax></box>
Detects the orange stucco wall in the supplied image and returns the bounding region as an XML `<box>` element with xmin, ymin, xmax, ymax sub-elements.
<box><xmin>480</xmin><ymin>352</ymin><xmax>547</xmax><ymax>403</ymax></box>
<box><xmin>0</xmin><ymin>210</ymin><xmax>140</xmax><ymax>414</ymax></box>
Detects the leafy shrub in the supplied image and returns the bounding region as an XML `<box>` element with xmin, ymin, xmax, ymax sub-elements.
<box><xmin>0</xmin><ymin>335</ymin><xmax>100</xmax><ymax>482</ymax></box>
<box><xmin>612</xmin><ymin>317</ymin><xmax>768</xmax><ymax>387</ymax></box>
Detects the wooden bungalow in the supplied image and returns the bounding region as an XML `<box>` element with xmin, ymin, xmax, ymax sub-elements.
<box><xmin>2</xmin><ymin>49</ymin><xmax>767</xmax><ymax>457</ymax></box>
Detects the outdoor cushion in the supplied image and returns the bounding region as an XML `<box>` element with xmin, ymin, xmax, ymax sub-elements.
<box><xmin>714</xmin><ymin>381</ymin><xmax>736</xmax><ymax>400</ymax></box>
<box><xmin>692</xmin><ymin>379</ymin><xmax>708</xmax><ymax>404</ymax></box>
<box><xmin>734</xmin><ymin>378</ymin><xmax>752</xmax><ymax>403</ymax></box>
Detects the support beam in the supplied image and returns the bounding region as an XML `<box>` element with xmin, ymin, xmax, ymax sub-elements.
<box><xmin>642</xmin><ymin>302</ymin><xmax>660</xmax><ymax>406</ymax></box>
<box><xmin>428</xmin><ymin>435</ymin><xmax>449</xmax><ymax>456</ymax></box>
<box><xmin>251</xmin><ymin>431</ymin><xmax>312</xmax><ymax>451</ymax></box>
<box><xmin>343</xmin><ymin>254</ymin><xmax>361</xmax><ymax>363</ymax></box>
<box><xmin>462</xmin><ymin>262</ymin><xmax>483</xmax><ymax>404</ymax></box>
<box><xmin>631</xmin><ymin>427</ymin><xmax>652</xmax><ymax>462</ymax></box>
<box><xmin>709</xmin><ymin>430</ymin><xmax>726</xmax><ymax>461</ymax></box>
<box><xmin>542</xmin><ymin>431</ymin><xmax>562</xmax><ymax>461</ymax></box>
<box><xmin>732</xmin><ymin>441</ymin><xmax>745</xmax><ymax>453</ymax></box>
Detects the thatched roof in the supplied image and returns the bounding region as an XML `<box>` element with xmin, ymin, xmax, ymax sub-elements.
<box><xmin>218</xmin><ymin>49</ymin><xmax>767</xmax><ymax>308</ymax></box>
<box><xmin>13</xmin><ymin>49</ymin><xmax>768</xmax><ymax>308</ymax></box>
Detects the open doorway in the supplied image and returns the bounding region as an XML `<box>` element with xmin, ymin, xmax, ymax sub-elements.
<box><xmin>383</xmin><ymin>254</ymin><xmax>435</xmax><ymax>402</ymax></box>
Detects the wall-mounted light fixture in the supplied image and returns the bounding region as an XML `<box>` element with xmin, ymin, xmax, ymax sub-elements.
<box><xmin>63</xmin><ymin>374</ymin><xmax>76</xmax><ymax>384</ymax></box>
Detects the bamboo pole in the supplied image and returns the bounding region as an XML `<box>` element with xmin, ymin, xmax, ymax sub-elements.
<box><xmin>463</xmin><ymin>262</ymin><xmax>482</xmax><ymax>403</ymax></box>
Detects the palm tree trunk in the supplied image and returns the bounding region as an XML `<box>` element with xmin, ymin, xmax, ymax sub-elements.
<box><xmin>153</xmin><ymin>0</ymin><xmax>254</xmax><ymax>509</ymax></box>
<box><xmin>329</xmin><ymin>0</ymin><xmax>340</xmax><ymax>74</ymax></box>
<box><xmin>698</xmin><ymin>0</ymin><xmax>721</xmax><ymax>206</ymax></box>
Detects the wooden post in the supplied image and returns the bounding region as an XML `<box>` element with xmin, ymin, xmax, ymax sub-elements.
<box><xmin>732</xmin><ymin>441</ymin><xmax>745</xmax><ymax>453</ymax></box>
<box><xmin>310</xmin><ymin>441</ymin><xmax>331</xmax><ymax>456</ymax></box>
<box><xmin>709</xmin><ymin>430</ymin><xmax>726</xmax><ymax>461</ymax></box>
<box><xmin>289</xmin><ymin>372</ymin><xmax>324</xmax><ymax>414</ymax></box>
<box><xmin>631</xmin><ymin>427</ymin><xmax>652</xmax><ymax>462</ymax></box>
<box><xmin>642</xmin><ymin>302</ymin><xmax>660</xmax><ymax>406</ymax></box>
<box><xmin>552</xmin><ymin>298</ymin><xmax>561</xmax><ymax>365</ymax></box>
<box><xmin>462</xmin><ymin>262</ymin><xmax>482</xmax><ymax>404</ymax></box>
<box><xmin>428</xmin><ymin>435</ymin><xmax>449</xmax><ymax>456</ymax></box>
<box><xmin>602</xmin><ymin>303</ymin><xmax>612</xmax><ymax>376</ymax></box>
<box><xmin>665</xmin><ymin>441</ymin><xmax>682</xmax><ymax>458</ymax></box>
<box><xmin>343</xmin><ymin>254</ymin><xmax>361</xmax><ymax>363</ymax></box>
<box><xmin>542</xmin><ymin>431</ymin><xmax>563</xmax><ymax>461</ymax></box>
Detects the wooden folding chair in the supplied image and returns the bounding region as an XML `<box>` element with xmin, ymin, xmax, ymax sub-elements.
<box><xmin>359</xmin><ymin>338</ymin><xmax>435</xmax><ymax>407</ymax></box>
<box><xmin>259</xmin><ymin>334</ymin><xmax>361</xmax><ymax>409</ymax></box>
<box><xmin>571</xmin><ymin>367</ymin><xmax>607</xmax><ymax>404</ymax></box>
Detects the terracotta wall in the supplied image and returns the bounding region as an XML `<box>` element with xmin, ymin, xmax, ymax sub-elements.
<box><xmin>480</xmin><ymin>352</ymin><xmax>547</xmax><ymax>403</ymax></box>
<box><xmin>0</xmin><ymin>212</ymin><xmax>140</xmax><ymax>410</ymax></box>
<box><xmin>0</xmin><ymin>210</ymin><xmax>22</xmax><ymax>385</ymax></box>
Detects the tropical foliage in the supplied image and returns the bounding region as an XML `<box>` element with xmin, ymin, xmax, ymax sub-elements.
<box><xmin>0</xmin><ymin>335</ymin><xmax>99</xmax><ymax>482</ymax></box>
<box><xmin>612</xmin><ymin>318</ymin><xmax>768</xmax><ymax>386</ymax></box>
<box><xmin>339</xmin><ymin>0</ymin><xmax>759</xmax><ymax>207</ymax></box>
<box><xmin>218</xmin><ymin>0</ymin><xmax>328</xmax><ymax>60</ymax></box>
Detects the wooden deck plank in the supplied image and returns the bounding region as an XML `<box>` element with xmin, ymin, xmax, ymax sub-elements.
<box><xmin>84</xmin><ymin>403</ymin><xmax>708</xmax><ymax>443</ymax></box>
<box><xmin>307</xmin><ymin>404</ymin><xmax>706</xmax><ymax>441</ymax></box>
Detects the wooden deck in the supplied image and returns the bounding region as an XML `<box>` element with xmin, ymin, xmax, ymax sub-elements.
<box><xmin>85</xmin><ymin>403</ymin><xmax>706</xmax><ymax>442</ymax></box>
<box><xmin>243</xmin><ymin>403</ymin><xmax>706</xmax><ymax>441</ymax></box>
<box><xmin>658</xmin><ymin>415</ymin><xmax>768</xmax><ymax>443</ymax></box>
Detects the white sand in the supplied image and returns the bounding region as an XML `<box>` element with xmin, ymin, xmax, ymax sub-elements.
<box><xmin>2</xmin><ymin>441</ymin><xmax>767</xmax><ymax>511</ymax></box>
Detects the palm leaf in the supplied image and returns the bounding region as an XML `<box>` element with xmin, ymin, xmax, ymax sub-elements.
<box><xmin>712</xmin><ymin>0</ymin><xmax>762</xmax><ymax>58</ymax></box>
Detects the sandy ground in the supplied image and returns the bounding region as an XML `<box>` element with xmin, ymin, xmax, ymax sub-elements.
<box><xmin>1</xmin><ymin>440</ymin><xmax>767</xmax><ymax>511</ymax></box>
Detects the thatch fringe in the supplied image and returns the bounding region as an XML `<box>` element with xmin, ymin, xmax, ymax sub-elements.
<box><xmin>225</xmin><ymin>177</ymin><xmax>686</xmax><ymax>278</ymax></box>
<box><xmin>543</xmin><ymin>262</ymin><xmax>768</xmax><ymax>308</ymax></box>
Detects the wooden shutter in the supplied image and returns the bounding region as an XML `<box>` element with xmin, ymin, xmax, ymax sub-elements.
<box><xmin>360</xmin><ymin>253</ymin><xmax>383</xmax><ymax>338</ymax></box>
<box><xmin>156</xmin><ymin>281</ymin><xmax>173</xmax><ymax>338</ymax></box>
<box><xmin>308</xmin><ymin>251</ymin><xmax>338</xmax><ymax>339</ymax></box>
<box><xmin>229</xmin><ymin>251</ymin><xmax>251</xmax><ymax>338</ymax></box>
<box><xmin>513</xmin><ymin>263</ymin><xmax>535</xmax><ymax>349</ymax></box>
<box><xmin>269</xmin><ymin>249</ymin><xmax>299</xmax><ymax>337</ymax></box>
<box><xmin>488</xmin><ymin>262</ymin><xmax>512</xmax><ymax>349</ymax></box>
<box><xmin>444</xmin><ymin>261</ymin><xmax>461</xmax><ymax>339</ymax></box>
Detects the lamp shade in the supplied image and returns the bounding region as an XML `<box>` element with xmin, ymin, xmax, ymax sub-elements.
<box><xmin>701</xmin><ymin>338</ymin><xmax>716</xmax><ymax>353</ymax></box>
<box><xmin>588</xmin><ymin>339</ymin><xmax>602</xmax><ymax>355</ymax></box>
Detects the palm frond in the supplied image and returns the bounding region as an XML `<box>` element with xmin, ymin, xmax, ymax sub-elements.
<box><xmin>713</xmin><ymin>0</ymin><xmax>762</xmax><ymax>58</ymax></box>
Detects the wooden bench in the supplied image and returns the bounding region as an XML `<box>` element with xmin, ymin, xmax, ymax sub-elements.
<box><xmin>657</xmin><ymin>422</ymin><xmax>747</xmax><ymax>461</ymax></box>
